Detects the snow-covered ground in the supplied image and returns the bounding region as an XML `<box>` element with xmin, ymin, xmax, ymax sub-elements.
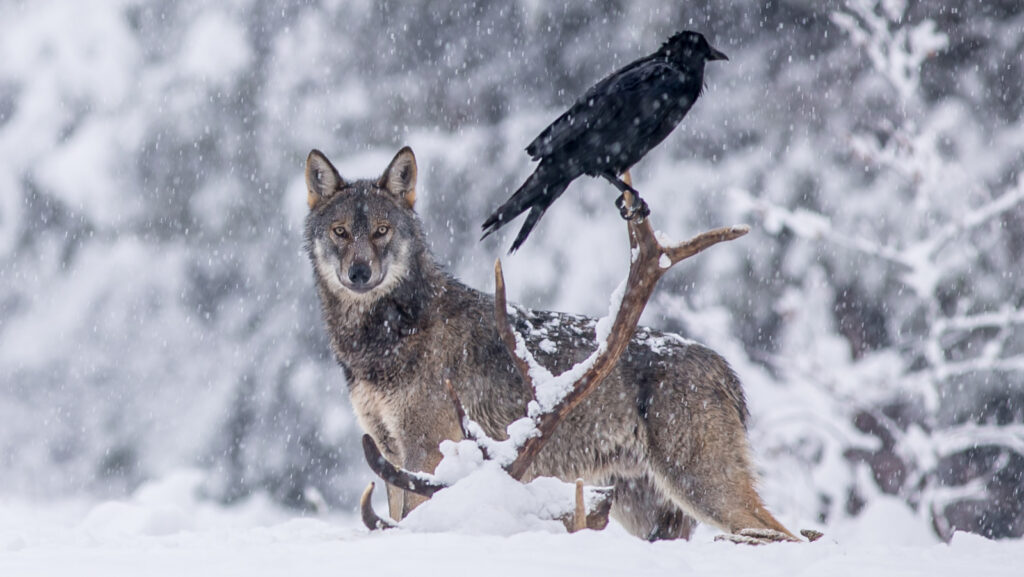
<box><xmin>1</xmin><ymin>471</ymin><xmax>1019</xmax><ymax>577</ymax></box>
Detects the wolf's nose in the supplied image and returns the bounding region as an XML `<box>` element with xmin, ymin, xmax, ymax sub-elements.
<box><xmin>348</xmin><ymin>263</ymin><xmax>372</xmax><ymax>285</ymax></box>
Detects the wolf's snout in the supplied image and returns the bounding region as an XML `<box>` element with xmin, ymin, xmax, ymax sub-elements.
<box><xmin>348</xmin><ymin>262</ymin><xmax>372</xmax><ymax>285</ymax></box>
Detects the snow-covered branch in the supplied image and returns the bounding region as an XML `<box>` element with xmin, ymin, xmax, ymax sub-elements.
<box><xmin>933</xmin><ymin>307</ymin><xmax>1024</xmax><ymax>334</ymax></box>
<box><xmin>728</xmin><ymin>188</ymin><xmax>914</xmax><ymax>268</ymax></box>
<box><xmin>907</xmin><ymin>175</ymin><xmax>1024</xmax><ymax>263</ymax></box>
<box><xmin>831</xmin><ymin>0</ymin><xmax>948</xmax><ymax>103</ymax></box>
<box><xmin>932</xmin><ymin>356</ymin><xmax>1024</xmax><ymax>380</ymax></box>
<box><xmin>732</xmin><ymin>174</ymin><xmax>1024</xmax><ymax>300</ymax></box>
<box><xmin>931</xmin><ymin>423</ymin><xmax>1024</xmax><ymax>457</ymax></box>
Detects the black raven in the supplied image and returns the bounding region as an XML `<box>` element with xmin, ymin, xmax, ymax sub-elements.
<box><xmin>481</xmin><ymin>30</ymin><xmax>728</xmax><ymax>252</ymax></box>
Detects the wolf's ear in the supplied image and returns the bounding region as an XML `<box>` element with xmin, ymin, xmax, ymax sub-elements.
<box><xmin>306</xmin><ymin>150</ymin><xmax>346</xmax><ymax>209</ymax></box>
<box><xmin>378</xmin><ymin>146</ymin><xmax>417</xmax><ymax>209</ymax></box>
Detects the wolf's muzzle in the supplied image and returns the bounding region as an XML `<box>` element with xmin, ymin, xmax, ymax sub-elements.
<box><xmin>348</xmin><ymin>262</ymin><xmax>372</xmax><ymax>286</ymax></box>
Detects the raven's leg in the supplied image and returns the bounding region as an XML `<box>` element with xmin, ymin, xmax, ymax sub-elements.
<box><xmin>601</xmin><ymin>172</ymin><xmax>641</xmax><ymax>196</ymax></box>
<box><xmin>601</xmin><ymin>173</ymin><xmax>650</xmax><ymax>220</ymax></box>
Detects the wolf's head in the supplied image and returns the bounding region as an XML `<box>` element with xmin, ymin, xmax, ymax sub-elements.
<box><xmin>304</xmin><ymin>147</ymin><xmax>425</xmax><ymax>302</ymax></box>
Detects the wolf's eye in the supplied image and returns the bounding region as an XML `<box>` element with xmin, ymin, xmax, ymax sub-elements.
<box><xmin>374</xmin><ymin>225</ymin><xmax>390</xmax><ymax>238</ymax></box>
<box><xmin>332</xmin><ymin>226</ymin><xmax>348</xmax><ymax>239</ymax></box>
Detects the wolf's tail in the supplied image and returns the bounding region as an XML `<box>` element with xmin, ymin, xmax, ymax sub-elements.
<box><xmin>481</xmin><ymin>167</ymin><xmax>570</xmax><ymax>253</ymax></box>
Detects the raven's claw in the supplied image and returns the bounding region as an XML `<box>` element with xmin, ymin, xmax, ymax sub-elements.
<box><xmin>615</xmin><ymin>193</ymin><xmax>650</xmax><ymax>222</ymax></box>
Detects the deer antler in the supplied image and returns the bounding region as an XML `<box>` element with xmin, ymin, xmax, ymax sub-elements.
<box><xmin>359</xmin><ymin>171</ymin><xmax>747</xmax><ymax>531</ymax></box>
<box><xmin>502</xmin><ymin>175</ymin><xmax>748</xmax><ymax>480</ymax></box>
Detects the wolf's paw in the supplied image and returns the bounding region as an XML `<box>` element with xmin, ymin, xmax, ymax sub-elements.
<box><xmin>714</xmin><ymin>528</ymin><xmax>802</xmax><ymax>545</ymax></box>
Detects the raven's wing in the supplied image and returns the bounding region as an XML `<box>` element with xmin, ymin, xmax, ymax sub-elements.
<box><xmin>525</xmin><ymin>59</ymin><xmax>678</xmax><ymax>161</ymax></box>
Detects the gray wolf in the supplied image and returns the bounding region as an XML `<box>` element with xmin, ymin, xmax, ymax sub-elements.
<box><xmin>304</xmin><ymin>146</ymin><xmax>791</xmax><ymax>540</ymax></box>
<box><xmin>481</xmin><ymin>30</ymin><xmax>728</xmax><ymax>252</ymax></box>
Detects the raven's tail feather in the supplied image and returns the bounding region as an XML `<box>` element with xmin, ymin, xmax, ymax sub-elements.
<box><xmin>508</xmin><ymin>204</ymin><xmax>548</xmax><ymax>253</ymax></box>
<box><xmin>480</xmin><ymin>170</ymin><xmax>543</xmax><ymax>239</ymax></box>
<box><xmin>481</xmin><ymin>168</ymin><xmax>568</xmax><ymax>252</ymax></box>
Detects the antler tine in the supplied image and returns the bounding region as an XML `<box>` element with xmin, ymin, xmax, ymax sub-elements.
<box><xmin>443</xmin><ymin>378</ymin><xmax>473</xmax><ymax>439</ymax></box>
<box><xmin>361</xmin><ymin>434</ymin><xmax>447</xmax><ymax>498</ymax></box>
<box><xmin>572</xmin><ymin>479</ymin><xmax>587</xmax><ymax>533</ymax></box>
<box><xmin>660</xmin><ymin>225</ymin><xmax>749</xmax><ymax>265</ymax></box>
<box><xmin>622</xmin><ymin>171</ymin><xmax>748</xmax><ymax>266</ymax></box>
<box><xmin>494</xmin><ymin>259</ymin><xmax>534</xmax><ymax>389</ymax></box>
<box><xmin>444</xmin><ymin>378</ymin><xmax>492</xmax><ymax>460</ymax></box>
<box><xmin>558</xmin><ymin>480</ymin><xmax>614</xmax><ymax>532</ymax></box>
<box><xmin>359</xmin><ymin>482</ymin><xmax>397</xmax><ymax>531</ymax></box>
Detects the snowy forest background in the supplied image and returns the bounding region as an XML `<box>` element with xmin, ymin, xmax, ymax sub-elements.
<box><xmin>0</xmin><ymin>0</ymin><xmax>1021</xmax><ymax>541</ymax></box>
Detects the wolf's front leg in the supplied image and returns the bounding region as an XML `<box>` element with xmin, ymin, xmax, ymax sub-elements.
<box><xmin>392</xmin><ymin>411</ymin><xmax>463</xmax><ymax>519</ymax></box>
<box><xmin>383</xmin><ymin>386</ymin><xmax>465</xmax><ymax>520</ymax></box>
<box><xmin>385</xmin><ymin>482</ymin><xmax>406</xmax><ymax>522</ymax></box>
<box><xmin>388</xmin><ymin>443</ymin><xmax>444</xmax><ymax>519</ymax></box>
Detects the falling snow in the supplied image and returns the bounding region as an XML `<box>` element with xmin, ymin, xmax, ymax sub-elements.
<box><xmin>0</xmin><ymin>2</ymin><xmax>1022</xmax><ymax>573</ymax></box>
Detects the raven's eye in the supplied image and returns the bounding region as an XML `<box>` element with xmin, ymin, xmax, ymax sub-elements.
<box><xmin>332</xmin><ymin>226</ymin><xmax>348</xmax><ymax>239</ymax></box>
<box><xmin>374</xmin><ymin>225</ymin><xmax>390</xmax><ymax>238</ymax></box>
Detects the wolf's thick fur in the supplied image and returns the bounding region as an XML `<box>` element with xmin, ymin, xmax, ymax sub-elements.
<box><xmin>304</xmin><ymin>147</ymin><xmax>791</xmax><ymax>539</ymax></box>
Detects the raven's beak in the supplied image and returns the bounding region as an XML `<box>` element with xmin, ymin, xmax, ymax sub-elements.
<box><xmin>707</xmin><ymin>46</ymin><xmax>729</xmax><ymax>61</ymax></box>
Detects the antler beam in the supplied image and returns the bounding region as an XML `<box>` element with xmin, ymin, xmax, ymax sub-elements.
<box><xmin>361</xmin><ymin>434</ymin><xmax>447</xmax><ymax>497</ymax></box>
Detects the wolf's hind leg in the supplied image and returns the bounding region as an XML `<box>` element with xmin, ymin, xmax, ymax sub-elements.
<box><xmin>606</xmin><ymin>475</ymin><xmax>697</xmax><ymax>541</ymax></box>
<box><xmin>648</xmin><ymin>447</ymin><xmax>794</xmax><ymax>538</ymax></box>
<box><xmin>642</xmin><ymin>400</ymin><xmax>794</xmax><ymax>537</ymax></box>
